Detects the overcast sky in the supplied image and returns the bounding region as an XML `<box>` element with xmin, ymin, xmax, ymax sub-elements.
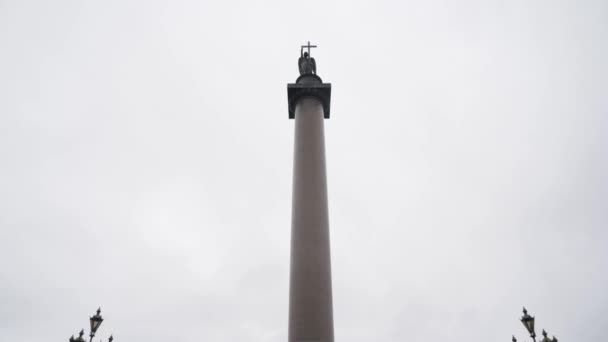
<box><xmin>1</xmin><ymin>0</ymin><xmax>607</xmax><ymax>341</ymax></box>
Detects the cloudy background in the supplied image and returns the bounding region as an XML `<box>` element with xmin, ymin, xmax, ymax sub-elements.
<box><xmin>1</xmin><ymin>0</ymin><xmax>607</xmax><ymax>341</ymax></box>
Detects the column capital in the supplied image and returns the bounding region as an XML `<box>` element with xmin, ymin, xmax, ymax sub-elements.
<box><xmin>287</xmin><ymin>76</ymin><xmax>331</xmax><ymax>119</ymax></box>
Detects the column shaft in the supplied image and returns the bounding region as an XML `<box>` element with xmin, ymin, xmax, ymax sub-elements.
<box><xmin>289</xmin><ymin>97</ymin><xmax>334</xmax><ymax>342</ymax></box>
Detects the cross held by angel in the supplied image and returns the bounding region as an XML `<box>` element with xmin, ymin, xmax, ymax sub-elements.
<box><xmin>298</xmin><ymin>41</ymin><xmax>317</xmax><ymax>75</ymax></box>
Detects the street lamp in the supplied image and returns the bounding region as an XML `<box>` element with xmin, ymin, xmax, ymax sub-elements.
<box><xmin>69</xmin><ymin>308</ymin><xmax>114</xmax><ymax>342</ymax></box>
<box><xmin>89</xmin><ymin>307</ymin><xmax>104</xmax><ymax>342</ymax></box>
<box><xmin>512</xmin><ymin>307</ymin><xmax>558</xmax><ymax>342</ymax></box>
<box><xmin>69</xmin><ymin>329</ymin><xmax>86</xmax><ymax>342</ymax></box>
<box><xmin>521</xmin><ymin>307</ymin><xmax>536</xmax><ymax>341</ymax></box>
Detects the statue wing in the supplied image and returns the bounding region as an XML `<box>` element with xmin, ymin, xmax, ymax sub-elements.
<box><xmin>298</xmin><ymin>57</ymin><xmax>305</xmax><ymax>74</ymax></box>
<box><xmin>311</xmin><ymin>58</ymin><xmax>316</xmax><ymax>74</ymax></box>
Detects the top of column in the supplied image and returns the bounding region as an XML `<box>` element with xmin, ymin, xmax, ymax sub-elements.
<box><xmin>287</xmin><ymin>42</ymin><xmax>332</xmax><ymax>119</ymax></box>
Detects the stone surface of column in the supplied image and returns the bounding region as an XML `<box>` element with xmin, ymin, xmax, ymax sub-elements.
<box><xmin>287</xmin><ymin>67</ymin><xmax>333</xmax><ymax>342</ymax></box>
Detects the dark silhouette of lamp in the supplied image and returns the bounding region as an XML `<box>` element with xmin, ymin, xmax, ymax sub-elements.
<box><xmin>513</xmin><ymin>308</ymin><xmax>557</xmax><ymax>342</ymax></box>
<box><xmin>521</xmin><ymin>307</ymin><xmax>536</xmax><ymax>341</ymax></box>
<box><xmin>69</xmin><ymin>308</ymin><xmax>113</xmax><ymax>342</ymax></box>
<box><xmin>89</xmin><ymin>308</ymin><xmax>104</xmax><ymax>342</ymax></box>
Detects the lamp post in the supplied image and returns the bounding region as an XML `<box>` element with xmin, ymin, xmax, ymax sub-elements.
<box><xmin>69</xmin><ymin>308</ymin><xmax>114</xmax><ymax>342</ymax></box>
<box><xmin>512</xmin><ymin>307</ymin><xmax>558</xmax><ymax>342</ymax></box>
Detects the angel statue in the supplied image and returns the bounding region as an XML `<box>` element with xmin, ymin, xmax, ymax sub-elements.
<box><xmin>298</xmin><ymin>50</ymin><xmax>316</xmax><ymax>75</ymax></box>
